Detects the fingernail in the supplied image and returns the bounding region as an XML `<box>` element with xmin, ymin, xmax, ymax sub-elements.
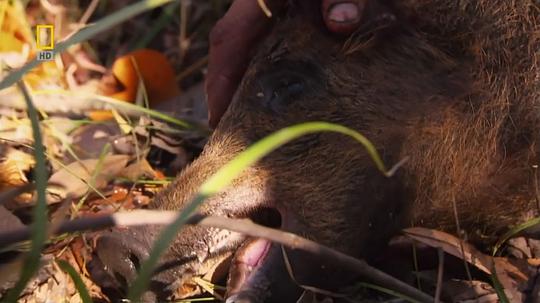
<box><xmin>328</xmin><ymin>2</ymin><xmax>360</xmax><ymax>23</ymax></box>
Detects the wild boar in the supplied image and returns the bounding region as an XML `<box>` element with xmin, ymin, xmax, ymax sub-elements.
<box><xmin>94</xmin><ymin>0</ymin><xmax>540</xmax><ymax>302</ymax></box>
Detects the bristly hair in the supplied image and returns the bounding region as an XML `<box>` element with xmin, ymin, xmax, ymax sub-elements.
<box><xmin>399</xmin><ymin>0</ymin><xmax>540</xmax><ymax>241</ymax></box>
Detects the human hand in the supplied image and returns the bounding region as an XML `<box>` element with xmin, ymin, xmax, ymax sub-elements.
<box><xmin>206</xmin><ymin>0</ymin><xmax>366</xmax><ymax>128</ymax></box>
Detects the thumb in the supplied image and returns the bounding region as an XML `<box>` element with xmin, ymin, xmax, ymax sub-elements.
<box><xmin>321</xmin><ymin>0</ymin><xmax>366</xmax><ymax>34</ymax></box>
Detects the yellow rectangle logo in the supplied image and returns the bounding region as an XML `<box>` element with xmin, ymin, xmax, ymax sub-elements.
<box><xmin>36</xmin><ymin>25</ymin><xmax>54</xmax><ymax>50</ymax></box>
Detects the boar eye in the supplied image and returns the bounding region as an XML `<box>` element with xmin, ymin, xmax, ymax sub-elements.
<box><xmin>258</xmin><ymin>73</ymin><xmax>305</xmax><ymax>111</ymax></box>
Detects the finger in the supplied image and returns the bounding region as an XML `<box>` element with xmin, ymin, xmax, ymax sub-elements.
<box><xmin>321</xmin><ymin>0</ymin><xmax>366</xmax><ymax>34</ymax></box>
<box><xmin>206</xmin><ymin>0</ymin><xmax>285</xmax><ymax>128</ymax></box>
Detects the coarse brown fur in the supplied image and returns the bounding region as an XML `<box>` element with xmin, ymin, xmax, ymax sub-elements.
<box><xmin>94</xmin><ymin>0</ymin><xmax>540</xmax><ymax>301</ymax></box>
<box><xmin>398</xmin><ymin>0</ymin><xmax>540</xmax><ymax>238</ymax></box>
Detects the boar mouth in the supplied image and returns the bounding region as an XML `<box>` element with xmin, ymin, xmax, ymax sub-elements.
<box><xmin>225</xmin><ymin>207</ymin><xmax>282</xmax><ymax>282</ymax></box>
<box><xmin>210</xmin><ymin>206</ymin><xmax>302</xmax><ymax>302</ymax></box>
<box><xmin>158</xmin><ymin>206</ymin><xmax>288</xmax><ymax>301</ymax></box>
<box><xmin>247</xmin><ymin>206</ymin><xmax>282</xmax><ymax>229</ymax></box>
<box><xmin>92</xmin><ymin>202</ymin><xmax>296</xmax><ymax>302</ymax></box>
<box><xmin>225</xmin><ymin>206</ymin><xmax>302</xmax><ymax>303</ymax></box>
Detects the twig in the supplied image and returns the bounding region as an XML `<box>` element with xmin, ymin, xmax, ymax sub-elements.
<box><xmin>78</xmin><ymin>0</ymin><xmax>99</xmax><ymax>25</ymax></box>
<box><xmin>0</xmin><ymin>210</ymin><xmax>434</xmax><ymax>303</ymax></box>
<box><xmin>533</xmin><ymin>165</ymin><xmax>540</xmax><ymax>211</ymax></box>
<box><xmin>256</xmin><ymin>0</ymin><xmax>272</xmax><ymax>17</ymax></box>
<box><xmin>451</xmin><ymin>195</ymin><xmax>473</xmax><ymax>282</ymax></box>
<box><xmin>281</xmin><ymin>246</ymin><xmax>354</xmax><ymax>302</ymax></box>
<box><xmin>434</xmin><ymin>248</ymin><xmax>444</xmax><ymax>303</ymax></box>
<box><xmin>176</xmin><ymin>55</ymin><xmax>208</xmax><ymax>83</ymax></box>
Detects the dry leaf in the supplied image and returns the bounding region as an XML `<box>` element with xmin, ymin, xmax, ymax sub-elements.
<box><xmin>403</xmin><ymin>227</ymin><xmax>535</xmax><ymax>301</ymax></box>
<box><xmin>0</xmin><ymin>1</ymin><xmax>65</xmax><ymax>89</ymax></box>
<box><xmin>0</xmin><ymin>144</ymin><xmax>35</xmax><ymax>205</ymax></box>
<box><xmin>69</xmin><ymin>122</ymin><xmax>122</xmax><ymax>160</ymax></box>
<box><xmin>119</xmin><ymin>158</ymin><xmax>157</xmax><ymax>181</ymax></box>
<box><xmin>1</xmin><ymin>256</ymin><xmax>54</xmax><ymax>300</ymax></box>
<box><xmin>0</xmin><ymin>205</ymin><xmax>25</xmax><ymax>234</ymax></box>
<box><xmin>443</xmin><ymin>280</ymin><xmax>497</xmax><ymax>303</ymax></box>
<box><xmin>0</xmin><ymin>255</ymin><xmax>25</xmax><ymax>293</ymax></box>
<box><xmin>0</xmin><ymin>145</ymin><xmax>34</xmax><ymax>188</ymax></box>
<box><xmin>0</xmin><ymin>1</ymin><xmax>33</xmax><ymax>52</ymax></box>
<box><xmin>403</xmin><ymin>227</ymin><xmax>493</xmax><ymax>273</ymax></box>
<box><xmin>47</xmin><ymin>154</ymin><xmax>130</xmax><ymax>202</ymax></box>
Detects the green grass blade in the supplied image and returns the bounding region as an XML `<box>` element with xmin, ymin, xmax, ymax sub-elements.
<box><xmin>199</xmin><ymin>121</ymin><xmax>389</xmax><ymax>196</ymax></box>
<box><xmin>57</xmin><ymin>260</ymin><xmax>93</xmax><ymax>303</ymax></box>
<box><xmin>174</xmin><ymin>298</ymin><xmax>217</xmax><ymax>302</ymax></box>
<box><xmin>89</xmin><ymin>143</ymin><xmax>112</xmax><ymax>188</ymax></box>
<box><xmin>493</xmin><ymin>216</ymin><xmax>540</xmax><ymax>255</ymax></box>
<box><xmin>33</xmin><ymin>90</ymin><xmax>205</xmax><ymax>132</ymax></box>
<box><xmin>0</xmin><ymin>140</ymin><xmax>109</xmax><ymax>201</ymax></box>
<box><xmin>81</xmin><ymin>93</ymin><xmax>196</xmax><ymax>130</ymax></box>
<box><xmin>127</xmin><ymin>121</ymin><xmax>392</xmax><ymax>301</ymax></box>
<box><xmin>2</xmin><ymin>82</ymin><xmax>49</xmax><ymax>302</ymax></box>
<box><xmin>0</xmin><ymin>0</ymin><xmax>176</xmax><ymax>90</ymax></box>
<box><xmin>490</xmin><ymin>268</ymin><xmax>510</xmax><ymax>303</ymax></box>
<box><xmin>358</xmin><ymin>282</ymin><xmax>420</xmax><ymax>303</ymax></box>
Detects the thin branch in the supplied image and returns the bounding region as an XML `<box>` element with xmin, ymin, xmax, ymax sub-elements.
<box><xmin>434</xmin><ymin>248</ymin><xmax>444</xmax><ymax>303</ymax></box>
<box><xmin>0</xmin><ymin>210</ymin><xmax>434</xmax><ymax>303</ymax></box>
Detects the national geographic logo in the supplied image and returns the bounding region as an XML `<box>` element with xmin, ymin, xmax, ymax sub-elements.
<box><xmin>36</xmin><ymin>25</ymin><xmax>54</xmax><ymax>61</ymax></box>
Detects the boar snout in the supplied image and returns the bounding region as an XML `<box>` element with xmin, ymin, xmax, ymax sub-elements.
<box><xmin>95</xmin><ymin>232</ymin><xmax>149</xmax><ymax>287</ymax></box>
<box><xmin>93</xmin><ymin>156</ymin><xmax>294</xmax><ymax>301</ymax></box>
<box><xmin>93</xmin><ymin>228</ymin><xmax>165</xmax><ymax>302</ymax></box>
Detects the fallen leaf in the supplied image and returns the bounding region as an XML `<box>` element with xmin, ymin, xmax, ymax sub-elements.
<box><xmin>0</xmin><ymin>0</ymin><xmax>65</xmax><ymax>90</ymax></box>
<box><xmin>47</xmin><ymin>154</ymin><xmax>130</xmax><ymax>202</ymax></box>
<box><xmin>69</xmin><ymin>122</ymin><xmax>122</xmax><ymax>160</ymax></box>
<box><xmin>0</xmin><ymin>205</ymin><xmax>25</xmax><ymax>235</ymax></box>
<box><xmin>0</xmin><ymin>144</ymin><xmax>35</xmax><ymax>205</ymax></box>
<box><xmin>443</xmin><ymin>280</ymin><xmax>497</xmax><ymax>303</ymax></box>
<box><xmin>0</xmin><ymin>32</ymin><xmax>25</xmax><ymax>52</ymax></box>
<box><xmin>119</xmin><ymin>158</ymin><xmax>157</xmax><ymax>181</ymax></box>
<box><xmin>0</xmin><ymin>1</ymin><xmax>33</xmax><ymax>52</ymax></box>
<box><xmin>0</xmin><ymin>255</ymin><xmax>25</xmax><ymax>293</ymax></box>
<box><xmin>403</xmin><ymin>227</ymin><xmax>493</xmax><ymax>273</ymax></box>
<box><xmin>1</xmin><ymin>256</ymin><xmax>54</xmax><ymax>300</ymax></box>
<box><xmin>403</xmin><ymin>227</ymin><xmax>535</xmax><ymax>301</ymax></box>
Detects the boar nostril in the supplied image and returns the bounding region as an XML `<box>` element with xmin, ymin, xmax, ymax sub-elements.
<box><xmin>95</xmin><ymin>233</ymin><xmax>149</xmax><ymax>290</ymax></box>
<box><xmin>128</xmin><ymin>252</ymin><xmax>141</xmax><ymax>270</ymax></box>
<box><xmin>250</xmin><ymin>207</ymin><xmax>282</xmax><ymax>229</ymax></box>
